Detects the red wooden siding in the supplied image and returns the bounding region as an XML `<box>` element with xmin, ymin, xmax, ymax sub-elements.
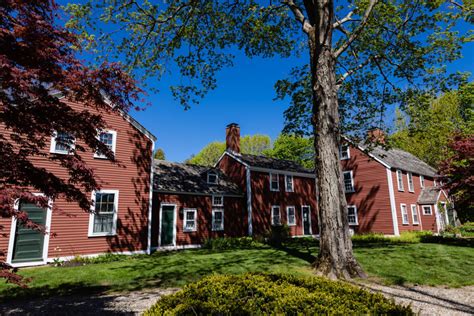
<box><xmin>0</xmin><ymin>99</ymin><xmax>153</xmax><ymax>261</ymax></box>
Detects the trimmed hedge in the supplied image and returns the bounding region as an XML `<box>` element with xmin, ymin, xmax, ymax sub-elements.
<box><xmin>144</xmin><ymin>273</ymin><xmax>412</xmax><ymax>315</ymax></box>
<box><xmin>352</xmin><ymin>231</ymin><xmax>433</xmax><ymax>244</ymax></box>
<box><xmin>202</xmin><ymin>237</ymin><xmax>264</xmax><ymax>250</ymax></box>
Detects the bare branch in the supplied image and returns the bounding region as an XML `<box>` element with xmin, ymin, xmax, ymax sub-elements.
<box><xmin>282</xmin><ymin>0</ymin><xmax>313</xmax><ymax>34</ymax></box>
<box><xmin>334</xmin><ymin>0</ymin><xmax>378</xmax><ymax>58</ymax></box>
<box><xmin>336</xmin><ymin>55</ymin><xmax>379</xmax><ymax>86</ymax></box>
<box><xmin>333</xmin><ymin>11</ymin><xmax>354</xmax><ymax>29</ymax></box>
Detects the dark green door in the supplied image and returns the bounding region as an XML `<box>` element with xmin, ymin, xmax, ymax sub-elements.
<box><xmin>12</xmin><ymin>202</ymin><xmax>47</xmax><ymax>263</ymax></box>
<box><xmin>302</xmin><ymin>206</ymin><xmax>311</xmax><ymax>235</ymax></box>
<box><xmin>160</xmin><ymin>205</ymin><xmax>175</xmax><ymax>246</ymax></box>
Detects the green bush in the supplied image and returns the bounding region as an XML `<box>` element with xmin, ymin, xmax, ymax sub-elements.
<box><xmin>62</xmin><ymin>253</ymin><xmax>136</xmax><ymax>266</ymax></box>
<box><xmin>265</xmin><ymin>224</ymin><xmax>290</xmax><ymax>247</ymax></box>
<box><xmin>352</xmin><ymin>231</ymin><xmax>433</xmax><ymax>244</ymax></box>
<box><xmin>145</xmin><ymin>273</ymin><xmax>412</xmax><ymax>315</ymax></box>
<box><xmin>459</xmin><ymin>222</ymin><xmax>474</xmax><ymax>237</ymax></box>
<box><xmin>202</xmin><ymin>237</ymin><xmax>264</xmax><ymax>250</ymax></box>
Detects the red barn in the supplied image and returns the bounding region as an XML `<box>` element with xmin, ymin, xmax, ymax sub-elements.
<box><xmin>1</xmin><ymin>96</ymin><xmax>156</xmax><ymax>267</ymax></box>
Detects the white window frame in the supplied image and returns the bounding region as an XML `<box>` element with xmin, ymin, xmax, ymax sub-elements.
<box><xmin>400</xmin><ymin>203</ymin><xmax>409</xmax><ymax>225</ymax></box>
<box><xmin>422</xmin><ymin>205</ymin><xmax>432</xmax><ymax>215</ymax></box>
<box><xmin>212</xmin><ymin>195</ymin><xmax>224</xmax><ymax>207</ymax></box>
<box><xmin>207</xmin><ymin>171</ymin><xmax>218</xmax><ymax>184</ymax></box>
<box><xmin>183</xmin><ymin>208</ymin><xmax>197</xmax><ymax>232</ymax></box>
<box><xmin>410</xmin><ymin>204</ymin><xmax>419</xmax><ymax>225</ymax></box>
<box><xmin>271</xmin><ymin>205</ymin><xmax>281</xmax><ymax>226</ymax></box>
<box><xmin>285</xmin><ymin>175</ymin><xmax>294</xmax><ymax>192</ymax></box>
<box><xmin>212</xmin><ymin>209</ymin><xmax>224</xmax><ymax>231</ymax></box>
<box><xmin>339</xmin><ymin>144</ymin><xmax>350</xmax><ymax>160</ymax></box>
<box><xmin>286</xmin><ymin>206</ymin><xmax>296</xmax><ymax>226</ymax></box>
<box><xmin>407</xmin><ymin>172</ymin><xmax>414</xmax><ymax>192</ymax></box>
<box><xmin>343</xmin><ymin>170</ymin><xmax>355</xmax><ymax>193</ymax></box>
<box><xmin>396</xmin><ymin>169</ymin><xmax>404</xmax><ymax>191</ymax></box>
<box><xmin>270</xmin><ymin>173</ymin><xmax>279</xmax><ymax>191</ymax></box>
<box><xmin>420</xmin><ymin>175</ymin><xmax>425</xmax><ymax>189</ymax></box>
<box><xmin>347</xmin><ymin>205</ymin><xmax>358</xmax><ymax>226</ymax></box>
<box><xmin>88</xmin><ymin>189</ymin><xmax>119</xmax><ymax>237</ymax></box>
<box><xmin>94</xmin><ymin>130</ymin><xmax>117</xmax><ymax>159</ymax></box>
<box><xmin>50</xmin><ymin>131</ymin><xmax>75</xmax><ymax>155</ymax></box>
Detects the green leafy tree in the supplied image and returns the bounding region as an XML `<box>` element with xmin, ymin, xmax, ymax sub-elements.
<box><xmin>154</xmin><ymin>148</ymin><xmax>166</xmax><ymax>160</ymax></box>
<box><xmin>264</xmin><ymin>134</ymin><xmax>314</xmax><ymax>169</ymax></box>
<box><xmin>67</xmin><ymin>0</ymin><xmax>471</xmax><ymax>278</ymax></box>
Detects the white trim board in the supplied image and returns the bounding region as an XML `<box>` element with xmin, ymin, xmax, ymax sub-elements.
<box><xmin>386</xmin><ymin>168</ymin><xmax>400</xmax><ymax>236</ymax></box>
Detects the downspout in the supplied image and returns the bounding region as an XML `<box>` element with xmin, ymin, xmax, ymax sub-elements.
<box><xmin>147</xmin><ymin>141</ymin><xmax>155</xmax><ymax>255</ymax></box>
<box><xmin>246</xmin><ymin>166</ymin><xmax>253</xmax><ymax>236</ymax></box>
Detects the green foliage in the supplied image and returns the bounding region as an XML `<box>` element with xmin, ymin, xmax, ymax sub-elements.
<box><xmin>202</xmin><ymin>237</ymin><xmax>265</xmax><ymax>250</ymax></box>
<box><xmin>352</xmin><ymin>231</ymin><xmax>434</xmax><ymax>244</ymax></box>
<box><xmin>263</xmin><ymin>224</ymin><xmax>290</xmax><ymax>247</ymax></box>
<box><xmin>458</xmin><ymin>222</ymin><xmax>474</xmax><ymax>237</ymax></box>
<box><xmin>145</xmin><ymin>273</ymin><xmax>412</xmax><ymax>315</ymax></box>
<box><xmin>153</xmin><ymin>148</ymin><xmax>166</xmax><ymax>160</ymax></box>
<box><xmin>66</xmin><ymin>253</ymin><xmax>134</xmax><ymax>265</ymax></box>
<box><xmin>186</xmin><ymin>135</ymin><xmax>271</xmax><ymax>166</ymax></box>
<box><xmin>390</xmin><ymin>82</ymin><xmax>474</xmax><ymax>167</ymax></box>
<box><xmin>263</xmin><ymin>134</ymin><xmax>314</xmax><ymax>169</ymax></box>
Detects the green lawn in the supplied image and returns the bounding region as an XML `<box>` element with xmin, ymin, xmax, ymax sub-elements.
<box><xmin>1</xmin><ymin>240</ymin><xmax>473</xmax><ymax>301</ymax></box>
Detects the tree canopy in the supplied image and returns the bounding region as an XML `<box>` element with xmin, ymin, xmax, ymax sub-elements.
<box><xmin>154</xmin><ymin>148</ymin><xmax>166</xmax><ymax>160</ymax></box>
<box><xmin>264</xmin><ymin>134</ymin><xmax>314</xmax><ymax>169</ymax></box>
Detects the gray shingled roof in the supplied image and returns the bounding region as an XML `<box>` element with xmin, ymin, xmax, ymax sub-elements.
<box><xmin>358</xmin><ymin>143</ymin><xmax>437</xmax><ymax>177</ymax></box>
<box><xmin>153</xmin><ymin>160</ymin><xmax>243</xmax><ymax>196</ymax></box>
<box><xmin>417</xmin><ymin>187</ymin><xmax>441</xmax><ymax>204</ymax></box>
<box><xmin>238</xmin><ymin>153</ymin><xmax>314</xmax><ymax>174</ymax></box>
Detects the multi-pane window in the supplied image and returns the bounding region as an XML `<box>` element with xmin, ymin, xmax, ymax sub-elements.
<box><xmin>347</xmin><ymin>205</ymin><xmax>358</xmax><ymax>225</ymax></box>
<box><xmin>95</xmin><ymin>131</ymin><xmax>117</xmax><ymax>158</ymax></box>
<box><xmin>343</xmin><ymin>171</ymin><xmax>354</xmax><ymax>193</ymax></box>
<box><xmin>207</xmin><ymin>171</ymin><xmax>218</xmax><ymax>184</ymax></box>
<box><xmin>422</xmin><ymin>205</ymin><xmax>432</xmax><ymax>215</ymax></box>
<box><xmin>212</xmin><ymin>209</ymin><xmax>224</xmax><ymax>231</ymax></box>
<box><xmin>339</xmin><ymin>144</ymin><xmax>350</xmax><ymax>160</ymax></box>
<box><xmin>271</xmin><ymin>206</ymin><xmax>281</xmax><ymax>226</ymax></box>
<box><xmin>407</xmin><ymin>172</ymin><xmax>414</xmax><ymax>192</ymax></box>
<box><xmin>270</xmin><ymin>173</ymin><xmax>279</xmax><ymax>191</ymax></box>
<box><xmin>401</xmin><ymin>204</ymin><xmax>409</xmax><ymax>225</ymax></box>
<box><xmin>183</xmin><ymin>209</ymin><xmax>197</xmax><ymax>232</ymax></box>
<box><xmin>396</xmin><ymin>170</ymin><xmax>404</xmax><ymax>191</ymax></box>
<box><xmin>411</xmin><ymin>205</ymin><xmax>419</xmax><ymax>225</ymax></box>
<box><xmin>51</xmin><ymin>131</ymin><xmax>75</xmax><ymax>154</ymax></box>
<box><xmin>287</xmin><ymin>206</ymin><xmax>296</xmax><ymax>226</ymax></box>
<box><xmin>285</xmin><ymin>175</ymin><xmax>294</xmax><ymax>192</ymax></box>
<box><xmin>90</xmin><ymin>191</ymin><xmax>118</xmax><ymax>236</ymax></box>
<box><xmin>420</xmin><ymin>175</ymin><xmax>425</xmax><ymax>189</ymax></box>
<box><xmin>212</xmin><ymin>195</ymin><xmax>223</xmax><ymax>206</ymax></box>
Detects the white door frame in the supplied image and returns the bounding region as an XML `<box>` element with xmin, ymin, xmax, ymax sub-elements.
<box><xmin>7</xmin><ymin>193</ymin><xmax>53</xmax><ymax>267</ymax></box>
<box><xmin>158</xmin><ymin>203</ymin><xmax>177</xmax><ymax>248</ymax></box>
<box><xmin>301</xmin><ymin>205</ymin><xmax>312</xmax><ymax>236</ymax></box>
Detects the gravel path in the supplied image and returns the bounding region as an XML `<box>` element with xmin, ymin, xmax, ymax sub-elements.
<box><xmin>1</xmin><ymin>284</ymin><xmax>472</xmax><ymax>315</ymax></box>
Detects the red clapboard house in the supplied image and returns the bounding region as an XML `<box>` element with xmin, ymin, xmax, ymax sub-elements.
<box><xmin>1</xmin><ymin>95</ymin><xmax>156</xmax><ymax>267</ymax></box>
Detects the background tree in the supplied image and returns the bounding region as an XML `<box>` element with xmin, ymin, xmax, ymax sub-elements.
<box><xmin>66</xmin><ymin>0</ymin><xmax>472</xmax><ymax>278</ymax></box>
<box><xmin>264</xmin><ymin>134</ymin><xmax>314</xmax><ymax>169</ymax></box>
<box><xmin>0</xmin><ymin>0</ymin><xmax>139</xmax><ymax>285</ymax></box>
<box><xmin>154</xmin><ymin>148</ymin><xmax>166</xmax><ymax>160</ymax></box>
<box><xmin>187</xmin><ymin>135</ymin><xmax>271</xmax><ymax>166</ymax></box>
<box><xmin>390</xmin><ymin>82</ymin><xmax>473</xmax><ymax>167</ymax></box>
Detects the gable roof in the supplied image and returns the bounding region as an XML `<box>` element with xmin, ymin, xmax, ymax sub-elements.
<box><xmin>417</xmin><ymin>186</ymin><xmax>442</xmax><ymax>204</ymax></box>
<box><xmin>357</xmin><ymin>142</ymin><xmax>437</xmax><ymax>177</ymax></box>
<box><xmin>153</xmin><ymin>160</ymin><xmax>243</xmax><ymax>196</ymax></box>
<box><xmin>235</xmin><ymin>153</ymin><xmax>314</xmax><ymax>175</ymax></box>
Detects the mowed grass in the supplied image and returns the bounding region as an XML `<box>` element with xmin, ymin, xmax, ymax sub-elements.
<box><xmin>1</xmin><ymin>241</ymin><xmax>473</xmax><ymax>301</ymax></box>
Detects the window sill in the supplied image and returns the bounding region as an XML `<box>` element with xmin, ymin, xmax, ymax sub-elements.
<box><xmin>88</xmin><ymin>233</ymin><xmax>116</xmax><ymax>237</ymax></box>
<box><xmin>212</xmin><ymin>228</ymin><xmax>224</xmax><ymax>232</ymax></box>
<box><xmin>270</xmin><ymin>189</ymin><xmax>280</xmax><ymax>192</ymax></box>
<box><xmin>423</xmin><ymin>213</ymin><xmax>432</xmax><ymax>216</ymax></box>
<box><xmin>402</xmin><ymin>223</ymin><xmax>409</xmax><ymax>226</ymax></box>
<box><xmin>412</xmin><ymin>223</ymin><xmax>419</xmax><ymax>226</ymax></box>
<box><xmin>349</xmin><ymin>223</ymin><xmax>359</xmax><ymax>226</ymax></box>
<box><xmin>183</xmin><ymin>229</ymin><xmax>197</xmax><ymax>233</ymax></box>
<box><xmin>345</xmin><ymin>190</ymin><xmax>355</xmax><ymax>194</ymax></box>
<box><xmin>93</xmin><ymin>155</ymin><xmax>112</xmax><ymax>160</ymax></box>
<box><xmin>287</xmin><ymin>223</ymin><xmax>296</xmax><ymax>226</ymax></box>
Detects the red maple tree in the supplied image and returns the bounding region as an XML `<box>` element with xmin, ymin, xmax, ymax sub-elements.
<box><xmin>0</xmin><ymin>0</ymin><xmax>141</xmax><ymax>285</ymax></box>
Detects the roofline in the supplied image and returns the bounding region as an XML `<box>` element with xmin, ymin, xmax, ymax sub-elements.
<box><xmin>153</xmin><ymin>189</ymin><xmax>244</xmax><ymax>198</ymax></box>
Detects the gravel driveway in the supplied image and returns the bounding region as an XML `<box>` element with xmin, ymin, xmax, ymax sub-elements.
<box><xmin>1</xmin><ymin>284</ymin><xmax>472</xmax><ymax>315</ymax></box>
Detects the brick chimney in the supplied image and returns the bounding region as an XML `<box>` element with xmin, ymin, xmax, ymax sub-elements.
<box><xmin>367</xmin><ymin>128</ymin><xmax>386</xmax><ymax>144</ymax></box>
<box><xmin>226</xmin><ymin>123</ymin><xmax>240</xmax><ymax>154</ymax></box>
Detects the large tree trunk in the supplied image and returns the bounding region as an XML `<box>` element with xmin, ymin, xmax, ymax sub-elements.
<box><xmin>309</xmin><ymin>0</ymin><xmax>366</xmax><ymax>279</ymax></box>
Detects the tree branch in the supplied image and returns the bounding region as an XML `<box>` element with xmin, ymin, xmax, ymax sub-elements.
<box><xmin>336</xmin><ymin>55</ymin><xmax>379</xmax><ymax>85</ymax></box>
<box><xmin>333</xmin><ymin>11</ymin><xmax>354</xmax><ymax>29</ymax></box>
<box><xmin>333</xmin><ymin>0</ymin><xmax>378</xmax><ymax>58</ymax></box>
<box><xmin>282</xmin><ymin>0</ymin><xmax>313</xmax><ymax>34</ymax></box>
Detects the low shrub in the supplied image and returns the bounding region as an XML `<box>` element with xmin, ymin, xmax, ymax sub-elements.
<box><xmin>459</xmin><ymin>222</ymin><xmax>474</xmax><ymax>237</ymax></box>
<box><xmin>352</xmin><ymin>230</ymin><xmax>433</xmax><ymax>244</ymax></box>
<box><xmin>59</xmin><ymin>253</ymin><xmax>136</xmax><ymax>267</ymax></box>
<box><xmin>202</xmin><ymin>237</ymin><xmax>264</xmax><ymax>250</ymax></box>
<box><xmin>265</xmin><ymin>224</ymin><xmax>290</xmax><ymax>247</ymax></box>
<box><xmin>144</xmin><ymin>273</ymin><xmax>412</xmax><ymax>315</ymax></box>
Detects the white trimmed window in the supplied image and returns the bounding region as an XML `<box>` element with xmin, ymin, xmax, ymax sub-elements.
<box><xmin>339</xmin><ymin>144</ymin><xmax>350</xmax><ymax>160</ymax></box>
<box><xmin>347</xmin><ymin>205</ymin><xmax>358</xmax><ymax>225</ymax></box>
<box><xmin>407</xmin><ymin>172</ymin><xmax>414</xmax><ymax>192</ymax></box>
<box><xmin>420</xmin><ymin>175</ymin><xmax>425</xmax><ymax>189</ymax></box>
<box><xmin>212</xmin><ymin>209</ymin><xmax>224</xmax><ymax>231</ymax></box>
<box><xmin>50</xmin><ymin>131</ymin><xmax>75</xmax><ymax>154</ymax></box>
<box><xmin>411</xmin><ymin>204</ymin><xmax>419</xmax><ymax>225</ymax></box>
<box><xmin>400</xmin><ymin>204</ymin><xmax>409</xmax><ymax>225</ymax></box>
<box><xmin>183</xmin><ymin>209</ymin><xmax>197</xmax><ymax>232</ymax></box>
<box><xmin>89</xmin><ymin>190</ymin><xmax>118</xmax><ymax>236</ymax></box>
<box><xmin>271</xmin><ymin>205</ymin><xmax>281</xmax><ymax>226</ymax></box>
<box><xmin>95</xmin><ymin>130</ymin><xmax>117</xmax><ymax>159</ymax></box>
<box><xmin>207</xmin><ymin>171</ymin><xmax>218</xmax><ymax>184</ymax></box>
<box><xmin>287</xmin><ymin>206</ymin><xmax>296</xmax><ymax>226</ymax></box>
<box><xmin>422</xmin><ymin>205</ymin><xmax>432</xmax><ymax>215</ymax></box>
<box><xmin>396</xmin><ymin>170</ymin><xmax>404</xmax><ymax>191</ymax></box>
<box><xmin>212</xmin><ymin>195</ymin><xmax>224</xmax><ymax>207</ymax></box>
<box><xmin>285</xmin><ymin>175</ymin><xmax>294</xmax><ymax>192</ymax></box>
<box><xmin>343</xmin><ymin>171</ymin><xmax>355</xmax><ymax>193</ymax></box>
<box><xmin>270</xmin><ymin>173</ymin><xmax>279</xmax><ymax>191</ymax></box>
